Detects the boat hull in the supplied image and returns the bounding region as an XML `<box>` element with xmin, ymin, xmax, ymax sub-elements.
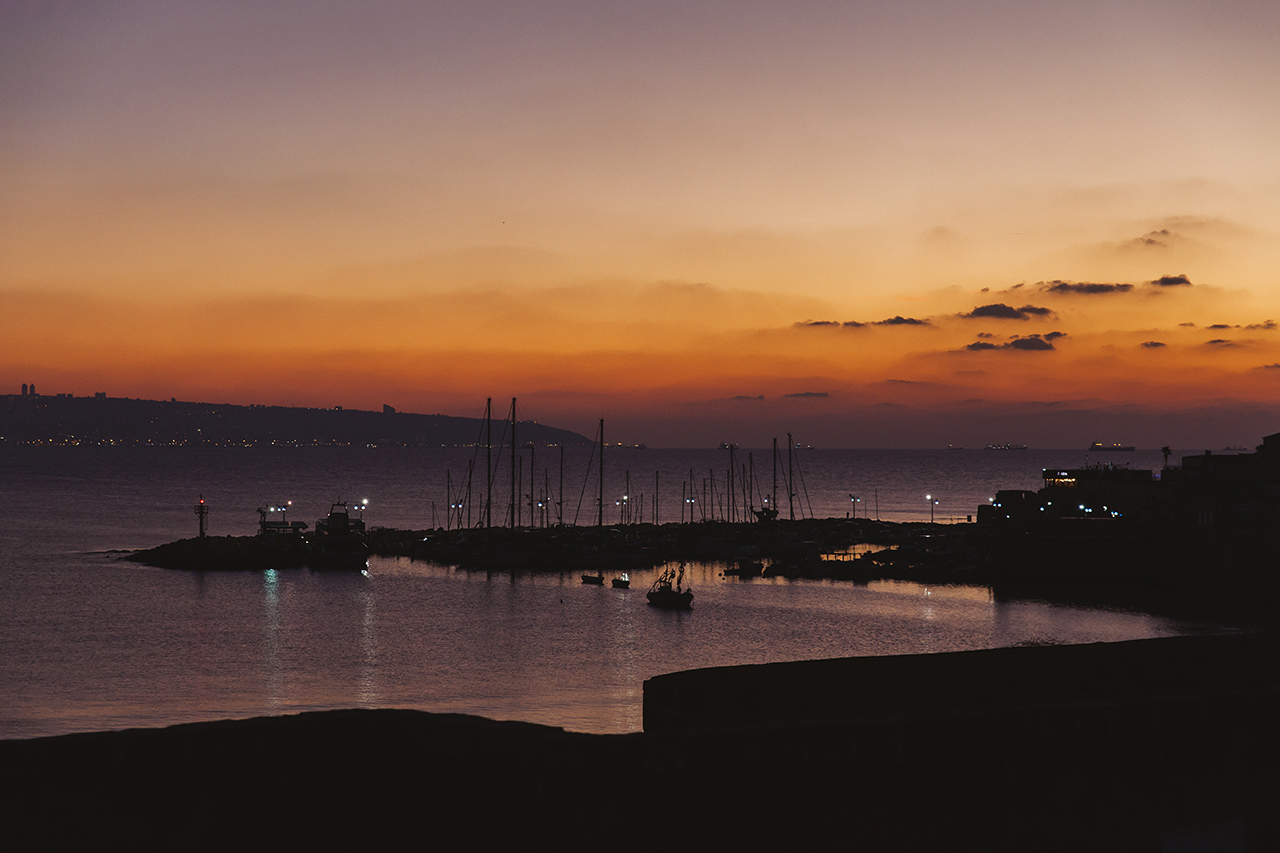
<box><xmin>646</xmin><ymin>589</ymin><xmax>693</xmax><ymax>610</ymax></box>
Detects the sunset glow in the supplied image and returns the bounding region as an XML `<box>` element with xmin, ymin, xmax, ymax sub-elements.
<box><xmin>4</xmin><ymin>1</ymin><xmax>1280</xmax><ymax>446</ymax></box>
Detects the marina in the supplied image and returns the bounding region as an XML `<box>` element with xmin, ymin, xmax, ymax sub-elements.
<box><xmin>0</xmin><ymin>444</ymin><xmax>1203</xmax><ymax>740</ymax></box>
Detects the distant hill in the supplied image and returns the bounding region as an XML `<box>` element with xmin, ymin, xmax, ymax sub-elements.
<box><xmin>0</xmin><ymin>394</ymin><xmax>592</xmax><ymax>448</ymax></box>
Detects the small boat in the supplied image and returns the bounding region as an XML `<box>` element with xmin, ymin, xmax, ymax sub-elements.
<box><xmin>647</xmin><ymin>564</ymin><xmax>693</xmax><ymax>610</ymax></box>
<box><xmin>306</xmin><ymin>501</ymin><xmax>371</xmax><ymax>570</ymax></box>
<box><xmin>581</xmin><ymin>571</ymin><xmax>605</xmax><ymax>585</ymax></box>
<box><xmin>611</xmin><ymin>573</ymin><xmax>630</xmax><ymax>589</ymax></box>
<box><xmin>724</xmin><ymin>559</ymin><xmax>762</xmax><ymax>578</ymax></box>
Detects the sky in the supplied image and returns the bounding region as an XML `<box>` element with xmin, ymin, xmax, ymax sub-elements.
<box><xmin>3</xmin><ymin>0</ymin><xmax>1280</xmax><ymax>448</ymax></box>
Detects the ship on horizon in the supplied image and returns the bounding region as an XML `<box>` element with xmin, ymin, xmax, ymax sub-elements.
<box><xmin>985</xmin><ymin>443</ymin><xmax>1028</xmax><ymax>451</ymax></box>
<box><xmin>1089</xmin><ymin>442</ymin><xmax>1136</xmax><ymax>452</ymax></box>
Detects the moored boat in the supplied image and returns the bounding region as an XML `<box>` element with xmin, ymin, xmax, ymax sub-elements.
<box><xmin>306</xmin><ymin>501</ymin><xmax>371</xmax><ymax>570</ymax></box>
<box><xmin>611</xmin><ymin>573</ymin><xmax>630</xmax><ymax>588</ymax></box>
<box><xmin>647</xmin><ymin>564</ymin><xmax>693</xmax><ymax>610</ymax></box>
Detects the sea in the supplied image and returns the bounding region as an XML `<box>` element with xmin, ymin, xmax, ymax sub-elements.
<box><xmin>0</xmin><ymin>445</ymin><xmax>1209</xmax><ymax>740</ymax></box>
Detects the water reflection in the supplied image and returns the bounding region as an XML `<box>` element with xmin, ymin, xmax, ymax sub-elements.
<box><xmin>261</xmin><ymin>569</ymin><xmax>282</xmax><ymax>711</ymax></box>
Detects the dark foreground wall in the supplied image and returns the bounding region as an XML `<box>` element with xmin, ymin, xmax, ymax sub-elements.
<box><xmin>5</xmin><ymin>635</ymin><xmax>1280</xmax><ymax>851</ymax></box>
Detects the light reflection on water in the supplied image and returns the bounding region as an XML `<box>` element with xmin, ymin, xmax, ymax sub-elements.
<box><xmin>0</xmin><ymin>552</ymin><xmax>1198</xmax><ymax>739</ymax></box>
<box><xmin>0</xmin><ymin>446</ymin><xmax>1207</xmax><ymax>740</ymax></box>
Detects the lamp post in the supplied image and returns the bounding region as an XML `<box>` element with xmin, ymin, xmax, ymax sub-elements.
<box><xmin>927</xmin><ymin>494</ymin><xmax>938</xmax><ymax>523</ymax></box>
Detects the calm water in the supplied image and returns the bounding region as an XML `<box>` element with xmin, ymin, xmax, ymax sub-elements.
<box><xmin>0</xmin><ymin>446</ymin><xmax>1200</xmax><ymax>739</ymax></box>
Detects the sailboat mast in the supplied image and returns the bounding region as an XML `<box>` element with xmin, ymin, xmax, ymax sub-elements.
<box><xmin>510</xmin><ymin>398</ymin><xmax>517</xmax><ymax>528</ymax></box>
<box><xmin>485</xmin><ymin>397</ymin><xmax>492</xmax><ymax>528</ymax></box>
<box><xmin>772</xmin><ymin>437</ymin><xmax>778</xmax><ymax>515</ymax></box>
<box><xmin>597</xmin><ymin>419</ymin><xmax>604</xmax><ymax>527</ymax></box>
<box><xmin>787</xmin><ymin>432</ymin><xmax>795</xmax><ymax>521</ymax></box>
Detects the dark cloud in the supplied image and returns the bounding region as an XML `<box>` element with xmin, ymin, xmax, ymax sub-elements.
<box><xmin>1131</xmin><ymin>229</ymin><xmax>1172</xmax><ymax>248</ymax></box>
<box><xmin>1208</xmin><ymin>324</ymin><xmax>1233</xmax><ymax>330</ymax></box>
<box><xmin>1006</xmin><ymin>336</ymin><xmax>1055</xmax><ymax>351</ymax></box>
<box><xmin>785</xmin><ymin>391</ymin><xmax>830</xmax><ymax>398</ymax></box>
<box><xmin>1258</xmin><ymin>364</ymin><xmax>1280</xmax><ymax>370</ymax></box>
<box><xmin>730</xmin><ymin>395</ymin><xmax>765</xmax><ymax>401</ymax></box>
<box><xmin>1205</xmin><ymin>339</ymin><xmax>1234</xmax><ymax>346</ymax></box>
<box><xmin>798</xmin><ymin>316</ymin><xmax>929</xmax><ymax>328</ymax></box>
<box><xmin>976</xmin><ymin>331</ymin><xmax>995</xmax><ymax>338</ymax></box>
<box><xmin>1247</xmin><ymin>320</ymin><xmax>1277</xmax><ymax>331</ymax></box>
<box><xmin>875</xmin><ymin>316</ymin><xmax>930</xmax><ymax>326</ymax></box>
<box><xmin>961</xmin><ymin>303</ymin><xmax>1054</xmax><ymax>321</ymax></box>
<box><xmin>960</xmin><ymin>333</ymin><xmax>1058</xmax><ymax>353</ymax></box>
<box><xmin>1151</xmin><ymin>274</ymin><xmax>1192</xmax><ymax>287</ymax></box>
<box><xmin>1179</xmin><ymin>322</ymin><xmax>1196</xmax><ymax>327</ymax></box>
<box><xmin>1039</xmin><ymin>280</ymin><xmax>1134</xmax><ymax>295</ymax></box>
<box><xmin>1141</xmin><ymin>341</ymin><xmax>1167</xmax><ymax>348</ymax></box>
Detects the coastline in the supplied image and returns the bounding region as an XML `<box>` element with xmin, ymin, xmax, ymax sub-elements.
<box><xmin>128</xmin><ymin>516</ymin><xmax>1280</xmax><ymax>628</ymax></box>
<box><xmin>5</xmin><ymin>633</ymin><xmax>1277</xmax><ymax>851</ymax></box>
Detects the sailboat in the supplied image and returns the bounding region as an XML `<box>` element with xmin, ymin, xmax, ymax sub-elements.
<box><xmin>646</xmin><ymin>564</ymin><xmax>693</xmax><ymax>610</ymax></box>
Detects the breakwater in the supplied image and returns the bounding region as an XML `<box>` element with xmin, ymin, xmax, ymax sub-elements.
<box><xmin>128</xmin><ymin>514</ymin><xmax>1279</xmax><ymax>627</ymax></box>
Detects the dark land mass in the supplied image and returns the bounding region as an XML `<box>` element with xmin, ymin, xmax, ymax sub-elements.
<box><xmin>130</xmin><ymin>507</ymin><xmax>1280</xmax><ymax>628</ymax></box>
<box><xmin>4</xmin><ymin>633</ymin><xmax>1279</xmax><ymax>851</ymax></box>
<box><xmin>0</xmin><ymin>392</ymin><xmax>591</xmax><ymax>447</ymax></box>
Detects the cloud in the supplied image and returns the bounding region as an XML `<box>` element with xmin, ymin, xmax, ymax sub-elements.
<box><xmin>785</xmin><ymin>391</ymin><xmax>829</xmax><ymax>398</ymax></box>
<box><xmin>1131</xmin><ymin>229</ymin><xmax>1173</xmax><ymax>248</ymax></box>
<box><xmin>729</xmin><ymin>395</ymin><xmax>765</xmax><ymax>401</ymax></box>
<box><xmin>1006</xmin><ymin>336</ymin><xmax>1055</xmax><ymax>351</ymax></box>
<box><xmin>1205</xmin><ymin>339</ymin><xmax>1234</xmax><ymax>346</ymax></box>
<box><xmin>1150</xmin><ymin>274</ymin><xmax>1192</xmax><ymax>287</ymax></box>
<box><xmin>875</xmin><ymin>316</ymin><xmax>929</xmax><ymax>326</ymax></box>
<box><xmin>1246</xmin><ymin>320</ymin><xmax>1277</xmax><ymax>331</ymax></box>
<box><xmin>1141</xmin><ymin>341</ymin><xmax>1166</xmax><ymax>348</ymax></box>
<box><xmin>1039</xmin><ymin>280</ymin><xmax>1134</xmax><ymax>295</ymax></box>
<box><xmin>1207</xmin><ymin>324</ymin><xmax>1233</xmax><ymax>330</ymax></box>
<box><xmin>961</xmin><ymin>303</ymin><xmax>1054</xmax><ymax>320</ymax></box>
<box><xmin>1257</xmin><ymin>364</ymin><xmax>1280</xmax><ymax>370</ymax></box>
<box><xmin>1179</xmin><ymin>322</ymin><xmax>1196</xmax><ymax>327</ymax></box>
<box><xmin>795</xmin><ymin>316</ymin><xmax>928</xmax><ymax>329</ymax></box>
<box><xmin>959</xmin><ymin>333</ymin><xmax>1060</xmax><ymax>353</ymax></box>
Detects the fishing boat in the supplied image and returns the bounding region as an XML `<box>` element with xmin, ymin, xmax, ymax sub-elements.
<box><xmin>306</xmin><ymin>501</ymin><xmax>371</xmax><ymax>570</ymax></box>
<box><xmin>647</xmin><ymin>564</ymin><xmax>693</xmax><ymax>610</ymax></box>
<box><xmin>611</xmin><ymin>572</ymin><xmax>630</xmax><ymax>589</ymax></box>
<box><xmin>581</xmin><ymin>570</ymin><xmax>605</xmax><ymax>585</ymax></box>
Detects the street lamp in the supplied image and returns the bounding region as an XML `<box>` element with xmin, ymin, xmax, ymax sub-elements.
<box><xmin>927</xmin><ymin>494</ymin><xmax>938</xmax><ymax>523</ymax></box>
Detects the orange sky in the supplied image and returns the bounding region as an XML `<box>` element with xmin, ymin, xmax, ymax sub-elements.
<box><xmin>3</xmin><ymin>1</ymin><xmax>1279</xmax><ymax>447</ymax></box>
